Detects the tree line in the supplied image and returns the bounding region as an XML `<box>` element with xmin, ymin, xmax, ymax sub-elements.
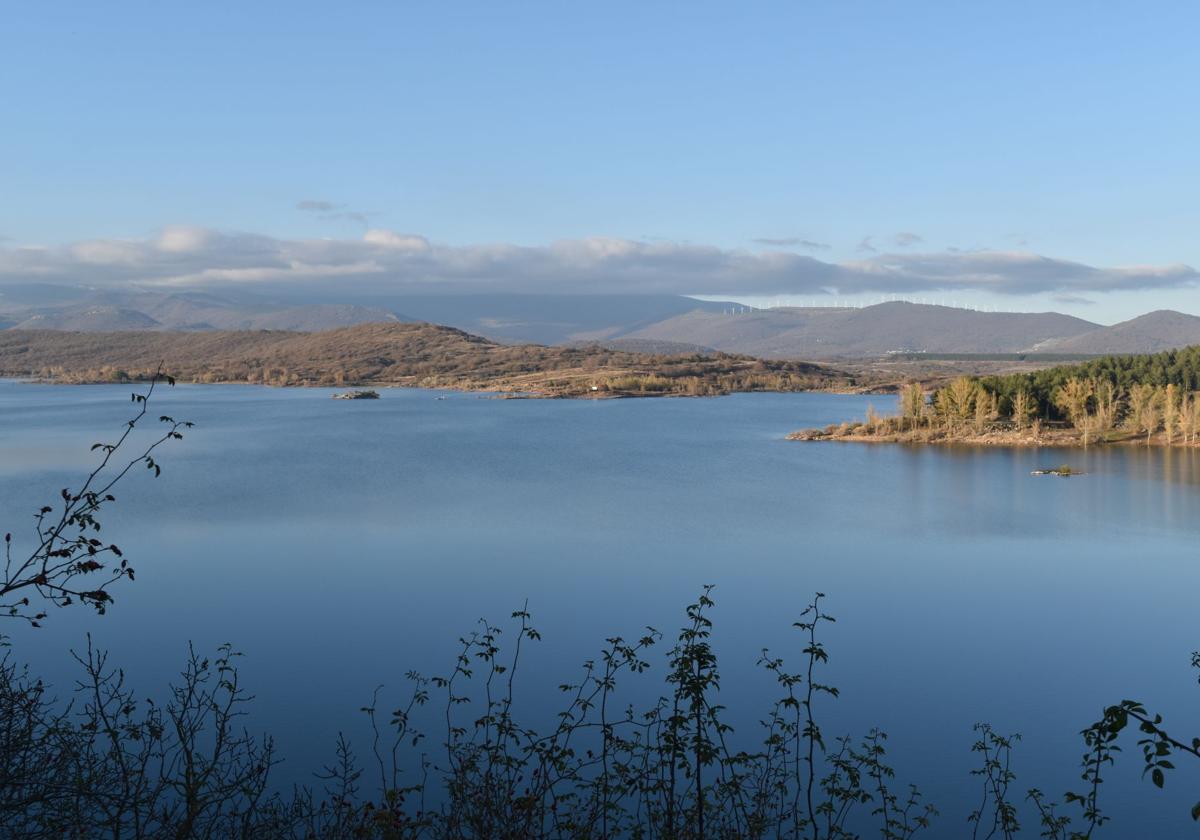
<box><xmin>827</xmin><ymin>346</ymin><xmax>1200</xmax><ymax>444</ymax></box>
<box><xmin>975</xmin><ymin>345</ymin><xmax>1200</xmax><ymax>443</ymax></box>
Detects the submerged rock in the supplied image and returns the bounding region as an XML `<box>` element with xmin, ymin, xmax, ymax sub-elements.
<box><xmin>332</xmin><ymin>390</ymin><xmax>380</xmax><ymax>400</ymax></box>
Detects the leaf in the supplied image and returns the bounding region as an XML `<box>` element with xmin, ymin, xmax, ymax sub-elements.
<box><xmin>1152</xmin><ymin>768</ymin><xmax>1164</xmax><ymax>788</ymax></box>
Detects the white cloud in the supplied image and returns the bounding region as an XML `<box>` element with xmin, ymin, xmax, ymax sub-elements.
<box><xmin>157</xmin><ymin>225</ymin><xmax>213</xmax><ymax>253</ymax></box>
<box><xmin>68</xmin><ymin>239</ymin><xmax>144</xmax><ymax>265</ymax></box>
<box><xmin>0</xmin><ymin>228</ymin><xmax>1194</xmax><ymax>298</ymax></box>
<box><xmin>362</xmin><ymin>229</ymin><xmax>430</xmax><ymax>251</ymax></box>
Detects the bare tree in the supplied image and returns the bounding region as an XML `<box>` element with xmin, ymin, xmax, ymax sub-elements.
<box><xmin>2</xmin><ymin>373</ymin><xmax>191</xmax><ymax>626</ymax></box>
<box><xmin>973</xmin><ymin>389</ymin><xmax>999</xmax><ymax>434</ymax></box>
<box><xmin>1126</xmin><ymin>383</ymin><xmax>1162</xmax><ymax>445</ymax></box>
<box><xmin>899</xmin><ymin>383</ymin><xmax>926</xmax><ymax>429</ymax></box>
<box><xmin>1163</xmin><ymin>384</ymin><xmax>1180</xmax><ymax>445</ymax></box>
<box><xmin>936</xmin><ymin>377</ymin><xmax>980</xmax><ymax>430</ymax></box>
<box><xmin>1010</xmin><ymin>389</ymin><xmax>1034</xmax><ymax>430</ymax></box>
<box><xmin>1052</xmin><ymin>378</ymin><xmax>1092</xmax><ymax>430</ymax></box>
<box><xmin>1091</xmin><ymin>380</ymin><xmax>1120</xmax><ymax>439</ymax></box>
<box><xmin>1185</xmin><ymin>393</ymin><xmax>1200</xmax><ymax>444</ymax></box>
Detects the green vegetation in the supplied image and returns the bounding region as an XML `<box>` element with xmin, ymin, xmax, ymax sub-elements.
<box><xmin>0</xmin><ymin>323</ymin><xmax>857</xmax><ymax>398</ymax></box>
<box><xmin>884</xmin><ymin>352</ymin><xmax>1101</xmax><ymax>363</ymax></box>
<box><xmin>794</xmin><ymin>346</ymin><xmax>1200</xmax><ymax>446</ymax></box>
<box><xmin>979</xmin><ymin>345</ymin><xmax>1200</xmax><ymax>419</ymax></box>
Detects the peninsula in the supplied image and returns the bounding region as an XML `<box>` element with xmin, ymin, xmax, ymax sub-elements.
<box><xmin>790</xmin><ymin>346</ymin><xmax>1200</xmax><ymax>448</ymax></box>
<box><xmin>0</xmin><ymin>322</ymin><xmax>864</xmax><ymax>398</ymax></box>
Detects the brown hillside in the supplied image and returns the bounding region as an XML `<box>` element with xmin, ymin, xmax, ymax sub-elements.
<box><xmin>0</xmin><ymin>322</ymin><xmax>852</xmax><ymax>397</ymax></box>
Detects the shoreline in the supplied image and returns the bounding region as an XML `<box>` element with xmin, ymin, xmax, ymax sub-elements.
<box><xmin>4</xmin><ymin>375</ymin><xmax>892</xmax><ymax>400</ymax></box>
<box><xmin>786</xmin><ymin>425</ymin><xmax>1194</xmax><ymax>449</ymax></box>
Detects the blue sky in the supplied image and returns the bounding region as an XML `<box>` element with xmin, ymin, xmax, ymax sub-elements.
<box><xmin>3</xmin><ymin>1</ymin><xmax>1199</xmax><ymax>323</ymax></box>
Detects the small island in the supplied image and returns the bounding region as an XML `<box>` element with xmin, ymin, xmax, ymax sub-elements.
<box><xmin>1030</xmin><ymin>466</ymin><xmax>1082</xmax><ymax>476</ymax></box>
<box><xmin>332</xmin><ymin>389</ymin><xmax>380</xmax><ymax>400</ymax></box>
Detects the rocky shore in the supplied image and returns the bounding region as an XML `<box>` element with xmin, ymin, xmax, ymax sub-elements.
<box><xmin>785</xmin><ymin>424</ymin><xmax>1168</xmax><ymax>448</ymax></box>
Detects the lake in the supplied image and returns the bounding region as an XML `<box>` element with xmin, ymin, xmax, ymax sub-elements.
<box><xmin>2</xmin><ymin>380</ymin><xmax>1198</xmax><ymax>837</ymax></box>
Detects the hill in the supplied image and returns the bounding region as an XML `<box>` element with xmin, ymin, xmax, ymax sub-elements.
<box><xmin>0</xmin><ymin>322</ymin><xmax>853</xmax><ymax>397</ymax></box>
<box><xmin>12</xmin><ymin>306</ymin><xmax>163</xmax><ymax>331</ymax></box>
<box><xmin>565</xmin><ymin>337</ymin><xmax>717</xmax><ymax>354</ymax></box>
<box><xmin>624</xmin><ymin>302</ymin><xmax>1099</xmax><ymax>358</ymax></box>
<box><xmin>1036</xmin><ymin>310</ymin><xmax>1200</xmax><ymax>355</ymax></box>
<box><xmin>11</xmin><ymin>289</ymin><xmax>1200</xmax><ymax>360</ymax></box>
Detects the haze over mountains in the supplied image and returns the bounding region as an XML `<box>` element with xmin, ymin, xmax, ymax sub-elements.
<box><xmin>625</xmin><ymin>303</ymin><xmax>1200</xmax><ymax>358</ymax></box>
<box><xmin>2</xmin><ymin>285</ymin><xmax>1200</xmax><ymax>359</ymax></box>
<box><xmin>0</xmin><ymin>288</ymin><xmax>406</xmax><ymax>333</ymax></box>
<box><xmin>0</xmin><ymin>287</ymin><xmax>731</xmax><ymax>345</ymax></box>
<box><xmin>625</xmin><ymin>303</ymin><xmax>1099</xmax><ymax>357</ymax></box>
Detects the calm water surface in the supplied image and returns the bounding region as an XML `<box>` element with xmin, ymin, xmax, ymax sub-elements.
<box><xmin>2</xmin><ymin>381</ymin><xmax>1198</xmax><ymax>836</ymax></box>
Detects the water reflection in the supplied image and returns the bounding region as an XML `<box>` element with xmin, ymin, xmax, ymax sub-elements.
<box><xmin>1</xmin><ymin>381</ymin><xmax>1199</xmax><ymax>836</ymax></box>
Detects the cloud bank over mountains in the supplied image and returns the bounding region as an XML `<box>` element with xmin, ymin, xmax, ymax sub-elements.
<box><xmin>0</xmin><ymin>226</ymin><xmax>1194</xmax><ymax>299</ymax></box>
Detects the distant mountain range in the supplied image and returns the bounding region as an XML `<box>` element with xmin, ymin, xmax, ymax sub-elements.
<box><xmin>0</xmin><ymin>288</ymin><xmax>731</xmax><ymax>345</ymax></box>
<box><xmin>3</xmin><ymin>286</ymin><xmax>1200</xmax><ymax>359</ymax></box>
<box><xmin>629</xmin><ymin>304</ymin><xmax>1200</xmax><ymax>358</ymax></box>
<box><xmin>623</xmin><ymin>302</ymin><xmax>1102</xmax><ymax>358</ymax></box>
<box><xmin>0</xmin><ymin>289</ymin><xmax>405</xmax><ymax>332</ymax></box>
<box><xmin>1033</xmin><ymin>310</ymin><xmax>1200</xmax><ymax>355</ymax></box>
